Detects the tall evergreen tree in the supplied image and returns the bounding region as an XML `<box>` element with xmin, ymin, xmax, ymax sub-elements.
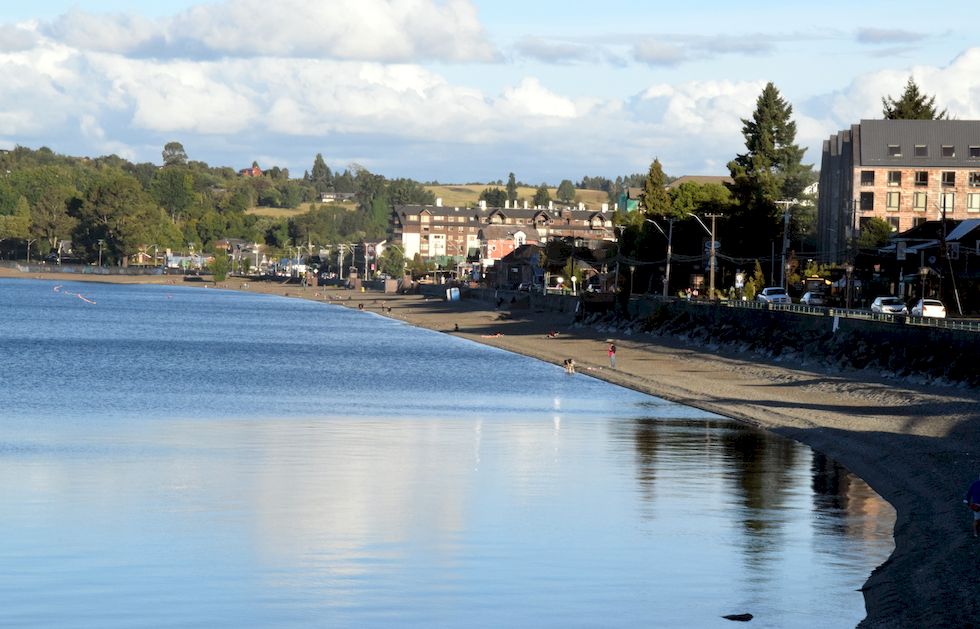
<box><xmin>882</xmin><ymin>77</ymin><xmax>947</xmax><ymax>120</ymax></box>
<box><xmin>640</xmin><ymin>158</ymin><xmax>671</xmax><ymax>216</ymax></box>
<box><xmin>310</xmin><ymin>153</ymin><xmax>333</xmax><ymax>195</ymax></box>
<box><xmin>726</xmin><ymin>82</ymin><xmax>813</xmax><ymax>255</ymax></box>
<box><xmin>506</xmin><ymin>173</ymin><xmax>518</xmax><ymax>204</ymax></box>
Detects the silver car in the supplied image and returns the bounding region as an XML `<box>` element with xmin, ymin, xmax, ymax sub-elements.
<box><xmin>871</xmin><ymin>296</ymin><xmax>908</xmax><ymax>315</ymax></box>
<box><xmin>911</xmin><ymin>299</ymin><xmax>947</xmax><ymax>318</ymax></box>
<box><xmin>800</xmin><ymin>291</ymin><xmax>826</xmax><ymax>306</ymax></box>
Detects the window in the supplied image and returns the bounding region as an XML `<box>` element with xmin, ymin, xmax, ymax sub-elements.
<box><xmin>941</xmin><ymin>192</ymin><xmax>955</xmax><ymax>212</ymax></box>
<box><xmin>913</xmin><ymin>192</ymin><xmax>928</xmax><ymax>211</ymax></box>
<box><xmin>970</xmin><ymin>146</ymin><xmax>980</xmax><ymax>159</ymax></box>
<box><xmin>942</xmin><ymin>171</ymin><xmax>956</xmax><ymax>187</ymax></box>
<box><xmin>860</xmin><ymin>170</ymin><xmax>875</xmax><ymax>185</ymax></box>
<box><xmin>968</xmin><ymin>193</ymin><xmax>980</xmax><ymax>213</ymax></box>
<box><xmin>887</xmin><ymin>171</ymin><xmax>901</xmax><ymax>186</ymax></box>
<box><xmin>942</xmin><ymin>145</ymin><xmax>955</xmax><ymax>158</ymax></box>
<box><xmin>886</xmin><ymin>192</ymin><xmax>900</xmax><ymax>211</ymax></box>
<box><xmin>915</xmin><ymin>171</ymin><xmax>929</xmax><ymax>186</ymax></box>
<box><xmin>914</xmin><ymin>145</ymin><xmax>928</xmax><ymax>157</ymax></box>
<box><xmin>408</xmin><ymin>215</ymin><xmax>419</xmax><ymax>221</ymax></box>
<box><xmin>970</xmin><ymin>172</ymin><xmax>980</xmax><ymax>187</ymax></box>
<box><xmin>888</xmin><ymin>144</ymin><xmax>901</xmax><ymax>157</ymax></box>
<box><xmin>860</xmin><ymin>192</ymin><xmax>874</xmax><ymax>210</ymax></box>
<box><xmin>913</xmin><ymin>217</ymin><xmax>927</xmax><ymax>227</ymax></box>
<box><xmin>887</xmin><ymin>217</ymin><xmax>900</xmax><ymax>232</ymax></box>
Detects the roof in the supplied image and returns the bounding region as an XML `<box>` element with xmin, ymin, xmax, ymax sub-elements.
<box><xmin>666</xmin><ymin>175</ymin><xmax>733</xmax><ymax>189</ymax></box>
<box><xmin>858</xmin><ymin>119</ymin><xmax>980</xmax><ymax>167</ymax></box>
<box><xmin>394</xmin><ymin>204</ymin><xmax>614</xmax><ymax>221</ymax></box>
<box><xmin>946</xmin><ymin>218</ymin><xmax>980</xmax><ymax>242</ymax></box>
<box><xmin>893</xmin><ymin>219</ymin><xmax>962</xmax><ymax>241</ymax></box>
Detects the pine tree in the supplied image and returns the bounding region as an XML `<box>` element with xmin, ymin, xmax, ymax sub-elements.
<box><xmin>506</xmin><ymin>173</ymin><xmax>518</xmax><ymax>204</ymax></box>
<box><xmin>882</xmin><ymin>77</ymin><xmax>947</xmax><ymax>120</ymax></box>
<box><xmin>310</xmin><ymin>153</ymin><xmax>333</xmax><ymax>195</ymax></box>
<box><xmin>640</xmin><ymin>158</ymin><xmax>671</xmax><ymax>216</ymax></box>
<box><xmin>726</xmin><ymin>82</ymin><xmax>813</xmax><ymax>255</ymax></box>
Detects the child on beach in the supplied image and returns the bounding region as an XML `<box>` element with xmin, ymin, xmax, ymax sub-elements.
<box><xmin>608</xmin><ymin>343</ymin><xmax>616</xmax><ymax>369</ymax></box>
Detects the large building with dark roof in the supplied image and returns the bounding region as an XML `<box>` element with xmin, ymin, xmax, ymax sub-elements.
<box><xmin>389</xmin><ymin>198</ymin><xmax>616</xmax><ymax>268</ymax></box>
<box><xmin>818</xmin><ymin>119</ymin><xmax>980</xmax><ymax>263</ymax></box>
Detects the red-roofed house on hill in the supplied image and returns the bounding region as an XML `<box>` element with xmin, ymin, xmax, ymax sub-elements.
<box><xmin>239</xmin><ymin>163</ymin><xmax>262</xmax><ymax>177</ymax></box>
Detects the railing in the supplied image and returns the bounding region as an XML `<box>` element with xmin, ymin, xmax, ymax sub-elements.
<box><xmin>647</xmin><ymin>295</ymin><xmax>980</xmax><ymax>332</ymax></box>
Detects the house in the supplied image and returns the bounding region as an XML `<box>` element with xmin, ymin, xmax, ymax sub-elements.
<box><xmin>818</xmin><ymin>119</ymin><xmax>980</xmax><ymax>263</ymax></box>
<box><xmin>320</xmin><ymin>192</ymin><xmax>356</xmax><ymax>203</ymax></box>
<box><xmin>239</xmin><ymin>164</ymin><xmax>263</xmax><ymax>177</ymax></box>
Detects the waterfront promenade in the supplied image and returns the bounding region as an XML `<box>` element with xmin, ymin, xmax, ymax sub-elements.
<box><xmin>4</xmin><ymin>268</ymin><xmax>979</xmax><ymax>627</ymax></box>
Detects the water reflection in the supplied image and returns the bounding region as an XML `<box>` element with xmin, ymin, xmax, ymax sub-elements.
<box><xmin>0</xmin><ymin>280</ymin><xmax>895</xmax><ymax>628</ymax></box>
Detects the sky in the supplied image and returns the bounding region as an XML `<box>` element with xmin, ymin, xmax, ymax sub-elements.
<box><xmin>1</xmin><ymin>0</ymin><xmax>979</xmax><ymax>183</ymax></box>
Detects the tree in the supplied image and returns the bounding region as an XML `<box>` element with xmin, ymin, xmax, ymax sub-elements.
<box><xmin>162</xmin><ymin>141</ymin><xmax>188</xmax><ymax>167</ymax></box>
<box><xmin>479</xmin><ymin>187</ymin><xmax>507</xmax><ymax>207</ymax></box>
<box><xmin>726</xmin><ymin>82</ymin><xmax>813</xmax><ymax>256</ymax></box>
<box><xmin>151</xmin><ymin>168</ymin><xmax>195</xmax><ymax>223</ymax></box>
<box><xmin>882</xmin><ymin>77</ymin><xmax>947</xmax><ymax>120</ymax></box>
<box><xmin>556</xmin><ymin>179</ymin><xmax>576</xmax><ymax>203</ymax></box>
<box><xmin>533</xmin><ymin>183</ymin><xmax>550</xmax><ymax>207</ymax></box>
<box><xmin>857</xmin><ymin>217</ymin><xmax>893</xmax><ymax>249</ymax></box>
<box><xmin>209</xmin><ymin>250</ymin><xmax>230</xmax><ymax>282</ymax></box>
<box><xmin>377</xmin><ymin>246</ymin><xmax>406</xmax><ymax>277</ymax></box>
<box><xmin>506</xmin><ymin>173</ymin><xmax>518</xmax><ymax>204</ymax></box>
<box><xmin>641</xmin><ymin>158</ymin><xmax>671</xmax><ymax>216</ymax></box>
<box><xmin>31</xmin><ymin>187</ymin><xmax>77</xmax><ymax>251</ymax></box>
<box><xmin>310</xmin><ymin>153</ymin><xmax>333</xmax><ymax>195</ymax></box>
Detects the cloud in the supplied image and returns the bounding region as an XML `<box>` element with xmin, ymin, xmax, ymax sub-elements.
<box><xmin>0</xmin><ymin>24</ymin><xmax>38</xmax><ymax>52</ymax></box>
<box><xmin>40</xmin><ymin>0</ymin><xmax>499</xmax><ymax>63</ymax></box>
<box><xmin>856</xmin><ymin>28</ymin><xmax>927</xmax><ymax>45</ymax></box>
<box><xmin>632</xmin><ymin>34</ymin><xmax>774</xmax><ymax>67</ymax></box>
<box><xmin>513</xmin><ymin>37</ymin><xmax>597</xmax><ymax>64</ymax></box>
<box><xmin>632</xmin><ymin>40</ymin><xmax>687</xmax><ymax>67</ymax></box>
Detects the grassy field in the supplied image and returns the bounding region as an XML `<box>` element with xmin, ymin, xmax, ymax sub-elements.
<box><xmin>246</xmin><ymin>186</ymin><xmax>611</xmax><ymax>218</ymax></box>
<box><xmin>425</xmin><ymin>185</ymin><xmax>609</xmax><ymax>208</ymax></box>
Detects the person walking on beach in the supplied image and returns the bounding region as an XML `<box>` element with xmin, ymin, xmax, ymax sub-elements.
<box><xmin>608</xmin><ymin>342</ymin><xmax>616</xmax><ymax>369</ymax></box>
<box><xmin>965</xmin><ymin>475</ymin><xmax>980</xmax><ymax>537</ymax></box>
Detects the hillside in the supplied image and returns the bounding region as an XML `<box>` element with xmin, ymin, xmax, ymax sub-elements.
<box><xmin>425</xmin><ymin>185</ymin><xmax>610</xmax><ymax>208</ymax></box>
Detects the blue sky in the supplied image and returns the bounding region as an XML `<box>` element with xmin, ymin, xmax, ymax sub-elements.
<box><xmin>1</xmin><ymin>1</ymin><xmax>978</xmax><ymax>183</ymax></box>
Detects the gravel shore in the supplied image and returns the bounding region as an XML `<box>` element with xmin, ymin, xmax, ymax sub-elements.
<box><xmin>5</xmin><ymin>270</ymin><xmax>979</xmax><ymax>627</ymax></box>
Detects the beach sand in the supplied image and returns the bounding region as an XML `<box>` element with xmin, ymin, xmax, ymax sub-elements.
<box><xmin>4</xmin><ymin>268</ymin><xmax>979</xmax><ymax>627</ymax></box>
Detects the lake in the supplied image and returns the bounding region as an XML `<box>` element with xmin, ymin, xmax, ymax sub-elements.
<box><xmin>0</xmin><ymin>279</ymin><xmax>894</xmax><ymax>628</ymax></box>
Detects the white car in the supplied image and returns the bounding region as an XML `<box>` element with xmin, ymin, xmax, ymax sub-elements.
<box><xmin>800</xmin><ymin>291</ymin><xmax>826</xmax><ymax>306</ymax></box>
<box><xmin>910</xmin><ymin>299</ymin><xmax>947</xmax><ymax>318</ymax></box>
<box><xmin>756</xmin><ymin>287</ymin><xmax>791</xmax><ymax>304</ymax></box>
<box><xmin>871</xmin><ymin>296</ymin><xmax>908</xmax><ymax>315</ymax></box>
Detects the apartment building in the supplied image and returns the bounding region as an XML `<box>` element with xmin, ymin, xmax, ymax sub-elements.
<box><xmin>389</xmin><ymin>198</ymin><xmax>616</xmax><ymax>265</ymax></box>
<box><xmin>818</xmin><ymin>119</ymin><xmax>980</xmax><ymax>263</ymax></box>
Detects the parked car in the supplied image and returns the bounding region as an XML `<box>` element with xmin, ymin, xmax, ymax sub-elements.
<box><xmin>871</xmin><ymin>296</ymin><xmax>908</xmax><ymax>315</ymax></box>
<box><xmin>910</xmin><ymin>299</ymin><xmax>947</xmax><ymax>318</ymax></box>
<box><xmin>756</xmin><ymin>287</ymin><xmax>791</xmax><ymax>304</ymax></box>
<box><xmin>799</xmin><ymin>291</ymin><xmax>826</xmax><ymax>306</ymax></box>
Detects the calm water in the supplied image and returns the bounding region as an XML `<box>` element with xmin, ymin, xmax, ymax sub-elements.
<box><xmin>0</xmin><ymin>279</ymin><xmax>894</xmax><ymax>628</ymax></box>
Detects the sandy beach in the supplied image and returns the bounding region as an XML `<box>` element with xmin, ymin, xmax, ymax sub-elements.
<box><xmin>4</xmin><ymin>268</ymin><xmax>978</xmax><ymax>627</ymax></box>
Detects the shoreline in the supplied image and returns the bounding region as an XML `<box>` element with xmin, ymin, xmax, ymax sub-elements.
<box><xmin>4</xmin><ymin>269</ymin><xmax>979</xmax><ymax>627</ymax></box>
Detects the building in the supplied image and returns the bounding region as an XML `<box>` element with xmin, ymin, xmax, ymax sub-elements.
<box><xmin>389</xmin><ymin>198</ymin><xmax>616</xmax><ymax>274</ymax></box>
<box><xmin>818</xmin><ymin>119</ymin><xmax>980</xmax><ymax>263</ymax></box>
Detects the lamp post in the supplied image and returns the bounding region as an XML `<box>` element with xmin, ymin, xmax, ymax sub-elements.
<box><xmin>645</xmin><ymin>218</ymin><xmax>674</xmax><ymax>299</ymax></box>
<box><xmin>845</xmin><ymin>263</ymin><xmax>854</xmax><ymax>309</ymax></box>
<box><xmin>614</xmin><ymin>225</ymin><xmax>625</xmax><ymax>293</ymax></box>
<box><xmin>98</xmin><ymin>239</ymin><xmax>105</xmax><ymax>267</ymax></box>
<box><xmin>26</xmin><ymin>238</ymin><xmax>36</xmax><ymax>264</ymax></box>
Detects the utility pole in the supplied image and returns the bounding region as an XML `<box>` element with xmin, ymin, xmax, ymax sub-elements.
<box><xmin>775</xmin><ymin>200</ymin><xmax>794</xmax><ymax>289</ymax></box>
<box><xmin>645</xmin><ymin>218</ymin><xmax>674</xmax><ymax>299</ymax></box>
<box><xmin>706</xmin><ymin>213</ymin><xmax>724</xmax><ymax>299</ymax></box>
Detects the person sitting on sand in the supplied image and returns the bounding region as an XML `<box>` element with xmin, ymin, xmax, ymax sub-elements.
<box><xmin>964</xmin><ymin>475</ymin><xmax>980</xmax><ymax>537</ymax></box>
<box><xmin>482</xmin><ymin>332</ymin><xmax>503</xmax><ymax>338</ymax></box>
<box><xmin>547</xmin><ymin>331</ymin><xmax>559</xmax><ymax>338</ymax></box>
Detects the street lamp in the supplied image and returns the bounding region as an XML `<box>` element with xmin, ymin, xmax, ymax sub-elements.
<box><xmin>845</xmin><ymin>263</ymin><xmax>854</xmax><ymax>309</ymax></box>
<box><xmin>645</xmin><ymin>218</ymin><xmax>674</xmax><ymax>299</ymax></box>
<box><xmin>614</xmin><ymin>225</ymin><xmax>625</xmax><ymax>293</ymax></box>
<box><xmin>98</xmin><ymin>239</ymin><xmax>105</xmax><ymax>267</ymax></box>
